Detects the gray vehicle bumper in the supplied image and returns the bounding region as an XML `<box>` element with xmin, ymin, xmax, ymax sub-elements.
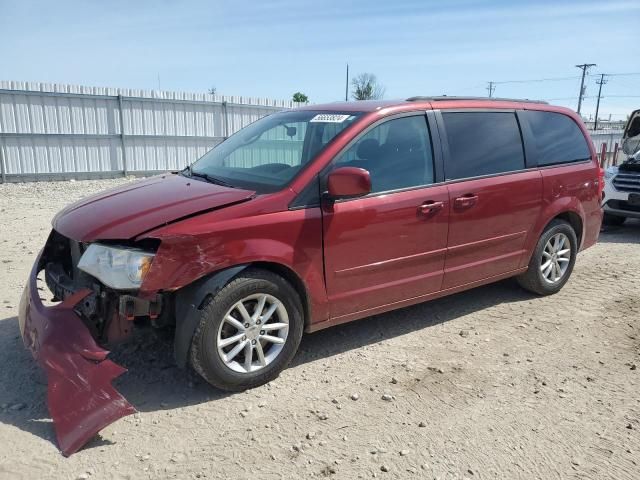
<box><xmin>603</xmin><ymin>200</ymin><xmax>640</xmax><ymax>219</ymax></box>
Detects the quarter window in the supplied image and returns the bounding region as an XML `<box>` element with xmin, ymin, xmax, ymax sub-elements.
<box><xmin>442</xmin><ymin>112</ymin><xmax>525</xmax><ymax>180</ymax></box>
<box><xmin>334</xmin><ymin>116</ymin><xmax>434</xmax><ymax>193</ymax></box>
<box><xmin>522</xmin><ymin>110</ymin><xmax>591</xmax><ymax>165</ymax></box>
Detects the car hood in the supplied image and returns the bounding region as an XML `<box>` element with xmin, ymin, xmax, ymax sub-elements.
<box><xmin>53</xmin><ymin>174</ymin><xmax>255</xmax><ymax>241</ymax></box>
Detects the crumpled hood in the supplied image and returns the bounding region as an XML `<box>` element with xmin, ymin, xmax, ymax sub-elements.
<box><xmin>53</xmin><ymin>174</ymin><xmax>255</xmax><ymax>241</ymax></box>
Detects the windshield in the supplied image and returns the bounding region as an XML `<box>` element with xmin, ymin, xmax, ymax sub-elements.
<box><xmin>188</xmin><ymin>110</ymin><xmax>362</xmax><ymax>192</ymax></box>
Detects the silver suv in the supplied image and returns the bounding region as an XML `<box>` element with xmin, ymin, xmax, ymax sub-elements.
<box><xmin>602</xmin><ymin>109</ymin><xmax>640</xmax><ymax>226</ymax></box>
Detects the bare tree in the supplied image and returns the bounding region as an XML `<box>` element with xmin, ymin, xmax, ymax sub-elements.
<box><xmin>351</xmin><ymin>73</ymin><xmax>385</xmax><ymax>100</ymax></box>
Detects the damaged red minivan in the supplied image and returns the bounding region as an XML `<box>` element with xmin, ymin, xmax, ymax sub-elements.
<box><xmin>19</xmin><ymin>97</ymin><xmax>602</xmax><ymax>454</ymax></box>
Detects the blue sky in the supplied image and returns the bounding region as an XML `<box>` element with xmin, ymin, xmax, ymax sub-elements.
<box><xmin>1</xmin><ymin>0</ymin><xmax>638</xmax><ymax>119</ymax></box>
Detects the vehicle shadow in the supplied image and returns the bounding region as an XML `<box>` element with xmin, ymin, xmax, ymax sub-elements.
<box><xmin>293</xmin><ymin>278</ymin><xmax>532</xmax><ymax>366</ymax></box>
<box><xmin>0</xmin><ymin>315</ymin><xmax>57</xmax><ymax>446</ymax></box>
<box><xmin>598</xmin><ymin>218</ymin><xmax>640</xmax><ymax>243</ymax></box>
<box><xmin>0</xmin><ymin>315</ymin><xmax>231</xmax><ymax>453</ymax></box>
<box><xmin>0</xmin><ymin>276</ymin><xmax>533</xmax><ymax>453</ymax></box>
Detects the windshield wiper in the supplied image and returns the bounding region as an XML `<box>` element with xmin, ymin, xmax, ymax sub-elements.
<box><xmin>189</xmin><ymin>169</ymin><xmax>236</xmax><ymax>188</ymax></box>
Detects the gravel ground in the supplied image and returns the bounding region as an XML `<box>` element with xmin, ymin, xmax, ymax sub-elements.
<box><xmin>0</xmin><ymin>179</ymin><xmax>638</xmax><ymax>480</ymax></box>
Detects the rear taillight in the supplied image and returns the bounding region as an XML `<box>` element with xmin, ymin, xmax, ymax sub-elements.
<box><xmin>598</xmin><ymin>167</ymin><xmax>605</xmax><ymax>199</ymax></box>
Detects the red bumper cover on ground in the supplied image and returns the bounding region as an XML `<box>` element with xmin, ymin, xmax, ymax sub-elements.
<box><xmin>18</xmin><ymin>256</ymin><xmax>135</xmax><ymax>456</ymax></box>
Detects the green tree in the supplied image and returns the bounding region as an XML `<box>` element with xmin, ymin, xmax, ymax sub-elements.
<box><xmin>292</xmin><ymin>92</ymin><xmax>309</xmax><ymax>103</ymax></box>
<box><xmin>351</xmin><ymin>73</ymin><xmax>385</xmax><ymax>100</ymax></box>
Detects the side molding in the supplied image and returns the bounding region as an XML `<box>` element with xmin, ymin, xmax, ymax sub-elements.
<box><xmin>173</xmin><ymin>265</ymin><xmax>248</xmax><ymax>367</ymax></box>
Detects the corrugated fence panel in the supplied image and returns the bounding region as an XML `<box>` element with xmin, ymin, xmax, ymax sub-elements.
<box><xmin>2</xmin><ymin>84</ymin><xmax>629</xmax><ymax>183</ymax></box>
<box><xmin>590</xmin><ymin>130</ymin><xmax>624</xmax><ymax>152</ymax></box>
<box><xmin>0</xmin><ymin>81</ymin><xmax>295</xmax><ymax>181</ymax></box>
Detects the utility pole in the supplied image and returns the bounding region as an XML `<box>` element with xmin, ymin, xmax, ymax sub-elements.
<box><xmin>487</xmin><ymin>81</ymin><xmax>495</xmax><ymax>98</ymax></box>
<box><xmin>594</xmin><ymin>73</ymin><xmax>608</xmax><ymax>131</ymax></box>
<box><xmin>575</xmin><ymin>63</ymin><xmax>596</xmax><ymax>115</ymax></box>
<box><xmin>345</xmin><ymin>64</ymin><xmax>349</xmax><ymax>101</ymax></box>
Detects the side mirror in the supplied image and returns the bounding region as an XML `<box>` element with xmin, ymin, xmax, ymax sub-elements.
<box><xmin>326</xmin><ymin>167</ymin><xmax>372</xmax><ymax>199</ymax></box>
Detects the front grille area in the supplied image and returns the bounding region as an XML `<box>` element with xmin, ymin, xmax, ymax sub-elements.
<box><xmin>606</xmin><ymin>199</ymin><xmax>640</xmax><ymax>213</ymax></box>
<box><xmin>612</xmin><ymin>172</ymin><xmax>640</xmax><ymax>193</ymax></box>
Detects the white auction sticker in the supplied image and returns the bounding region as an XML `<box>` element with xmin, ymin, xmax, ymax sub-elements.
<box><xmin>309</xmin><ymin>114</ymin><xmax>352</xmax><ymax>123</ymax></box>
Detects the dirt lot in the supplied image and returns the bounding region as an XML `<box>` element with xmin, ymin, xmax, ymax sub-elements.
<box><xmin>0</xmin><ymin>178</ymin><xmax>638</xmax><ymax>480</ymax></box>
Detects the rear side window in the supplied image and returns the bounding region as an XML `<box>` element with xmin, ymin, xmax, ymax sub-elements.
<box><xmin>442</xmin><ymin>112</ymin><xmax>525</xmax><ymax>180</ymax></box>
<box><xmin>522</xmin><ymin>111</ymin><xmax>591</xmax><ymax>165</ymax></box>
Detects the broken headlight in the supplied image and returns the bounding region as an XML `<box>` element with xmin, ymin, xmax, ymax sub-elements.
<box><xmin>78</xmin><ymin>244</ymin><xmax>155</xmax><ymax>290</ymax></box>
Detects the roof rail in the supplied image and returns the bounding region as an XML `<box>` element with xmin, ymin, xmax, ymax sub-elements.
<box><xmin>405</xmin><ymin>95</ymin><xmax>548</xmax><ymax>104</ymax></box>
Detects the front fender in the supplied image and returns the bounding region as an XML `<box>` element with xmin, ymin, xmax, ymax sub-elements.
<box><xmin>173</xmin><ymin>265</ymin><xmax>248</xmax><ymax>368</ymax></box>
<box><xmin>138</xmin><ymin>207</ymin><xmax>328</xmax><ymax>326</ymax></box>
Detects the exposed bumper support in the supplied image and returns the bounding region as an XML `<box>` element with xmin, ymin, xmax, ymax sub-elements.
<box><xmin>18</xmin><ymin>254</ymin><xmax>135</xmax><ymax>456</ymax></box>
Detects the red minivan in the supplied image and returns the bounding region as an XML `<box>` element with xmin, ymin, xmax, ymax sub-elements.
<box><xmin>19</xmin><ymin>97</ymin><xmax>602</xmax><ymax>454</ymax></box>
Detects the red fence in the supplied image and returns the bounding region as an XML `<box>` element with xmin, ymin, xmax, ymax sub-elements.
<box><xmin>599</xmin><ymin>142</ymin><xmax>621</xmax><ymax>168</ymax></box>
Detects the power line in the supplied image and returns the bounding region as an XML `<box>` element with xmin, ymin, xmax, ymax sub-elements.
<box><xmin>607</xmin><ymin>72</ymin><xmax>640</xmax><ymax>77</ymax></box>
<box><xmin>544</xmin><ymin>96</ymin><xmax>594</xmax><ymax>101</ymax></box>
<box><xmin>544</xmin><ymin>95</ymin><xmax>640</xmax><ymax>101</ymax></box>
<box><xmin>490</xmin><ymin>71</ymin><xmax>639</xmax><ymax>86</ymax></box>
<box><xmin>575</xmin><ymin>63</ymin><xmax>596</xmax><ymax>114</ymax></box>
<box><xmin>494</xmin><ymin>75</ymin><xmax>582</xmax><ymax>85</ymax></box>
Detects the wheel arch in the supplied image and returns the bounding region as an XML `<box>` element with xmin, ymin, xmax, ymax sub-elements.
<box><xmin>521</xmin><ymin>203</ymin><xmax>586</xmax><ymax>269</ymax></box>
<box><xmin>552</xmin><ymin>210</ymin><xmax>584</xmax><ymax>247</ymax></box>
<box><xmin>250</xmin><ymin>261</ymin><xmax>311</xmax><ymax>328</ymax></box>
<box><xmin>173</xmin><ymin>261</ymin><xmax>312</xmax><ymax>368</ymax></box>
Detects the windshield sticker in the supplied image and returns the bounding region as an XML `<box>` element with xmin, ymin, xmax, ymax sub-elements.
<box><xmin>310</xmin><ymin>114</ymin><xmax>352</xmax><ymax>123</ymax></box>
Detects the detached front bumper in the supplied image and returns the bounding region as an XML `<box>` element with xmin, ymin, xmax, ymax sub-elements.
<box><xmin>18</xmin><ymin>253</ymin><xmax>135</xmax><ymax>456</ymax></box>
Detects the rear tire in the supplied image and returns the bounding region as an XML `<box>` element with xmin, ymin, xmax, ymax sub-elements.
<box><xmin>517</xmin><ymin>219</ymin><xmax>577</xmax><ymax>296</ymax></box>
<box><xmin>602</xmin><ymin>213</ymin><xmax>626</xmax><ymax>226</ymax></box>
<box><xmin>189</xmin><ymin>269</ymin><xmax>304</xmax><ymax>392</ymax></box>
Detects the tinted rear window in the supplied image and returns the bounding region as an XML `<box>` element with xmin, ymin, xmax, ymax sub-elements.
<box><xmin>522</xmin><ymin>111</ymin><xmax>591</xmax><ymax>166</ymax></box>
<box><xmin>442</xmin><ymin>112</ymin><xmax>525</xmax><ymax>180</ymax></box>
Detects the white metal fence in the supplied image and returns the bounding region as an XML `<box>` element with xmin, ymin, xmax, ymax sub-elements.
<box><xmin>0</xmin><ymin>81</ymin><xmax>628</xmax><ymax>182</ymax></box>
<box><xmin>590</xmin><ymin>130</ymin><xmax>624</xmax><ymax>152</ymax></box>
<box><xmin>589</xmin><ymin>129</ymin><xmax>625</xmax><ymax>166</ymax></box>
<box><xmin>0</xmin><ymin>81</ymin><xmax>297</xmax><ymax>182</ymax></box>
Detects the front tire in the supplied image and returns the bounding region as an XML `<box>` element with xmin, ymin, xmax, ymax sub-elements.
<box><xmin>190</xmin><ymin>269</ymin><xmax>304</xmax><ymax>392</ymax></box>
<box><xmin>517</xmin><ymin>219</ymin><xmax>577</xmax><ymax>296</ymax></box>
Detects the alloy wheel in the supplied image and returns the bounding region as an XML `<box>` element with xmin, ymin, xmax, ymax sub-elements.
<box><xmin>216</xmin><ymin>293</ymin><xmax>289</xmax><ymax>373</ymax></box>
<box><xmin>540</xmin><ymin>232</ymin><xmax>571</xmax><ymax>284</ymax></box>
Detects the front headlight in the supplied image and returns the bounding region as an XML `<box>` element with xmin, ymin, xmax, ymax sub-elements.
<box><xmin>78</xmin><ymin>244</ymin><xmax>155</xmax><ymax>290</ymax></box>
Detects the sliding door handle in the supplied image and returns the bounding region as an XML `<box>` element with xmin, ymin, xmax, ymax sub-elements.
<box><xmin>454</xmin><ymin>194</ymin><xmax>478</xmax><ymax>209</ymax></box>
<box><xmin>418</xmin><ymin>200</ymin><xmax>444</xmax><ymax>215</ymax></box>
